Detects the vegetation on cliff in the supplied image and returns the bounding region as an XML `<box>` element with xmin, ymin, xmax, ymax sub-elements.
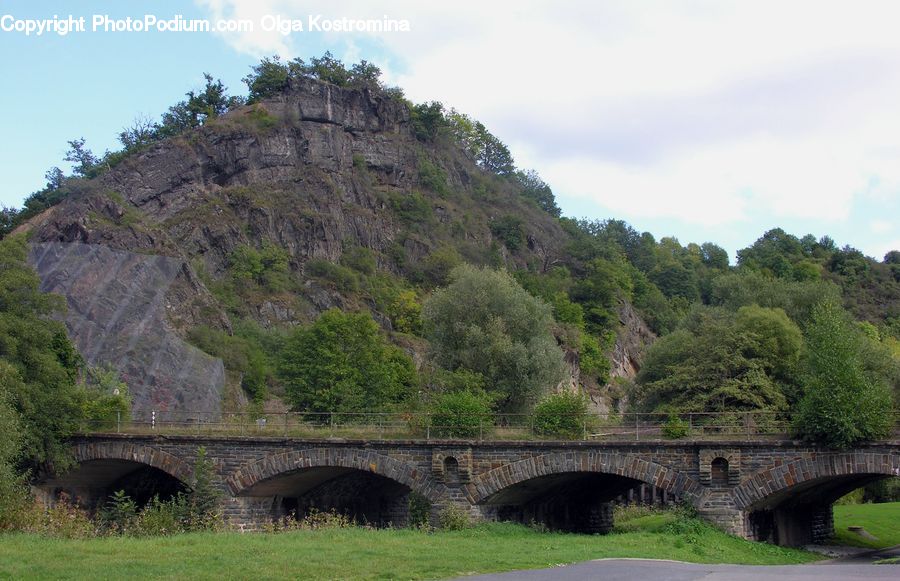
<box><xmin>0</xmin><ymin>53</ymin><xmax>896</xmax><ymax>451</ymax></box>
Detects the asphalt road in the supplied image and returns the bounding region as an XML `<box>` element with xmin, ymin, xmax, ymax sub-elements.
<box><xmin>458</xmin><ymin>558</ymin><xmax>900</xmax><ymax>580</ymax></box>
<box><xmin>833</xmin><ymin>543</ymin><xmax>900</xmax><ymax>564</ymax></box>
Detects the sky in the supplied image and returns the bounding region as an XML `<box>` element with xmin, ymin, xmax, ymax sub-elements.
<box><xmin>1</xmin><ymin>1</ymin><xmax>899</xmax><ymax>262</ymax></box>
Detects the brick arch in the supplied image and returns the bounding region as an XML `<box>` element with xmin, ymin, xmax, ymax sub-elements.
<box><xmin>465</xmin><ymin>451</ymin><xmax>702</xmax><ymax>505</ymax></box>
<box><xmin>227</xmin><ymin>448</ymin><xmax>443</xmax><ymax>502</ymax></box>
<box><xmin>71</xmin><ymin>441</ymin><xmax>194</xmax><ymax>485</ymax></box>
<box><xmin>733</xmin><ymin>451</ymin><xmax>900</xmax><ymax>510</ymax></box>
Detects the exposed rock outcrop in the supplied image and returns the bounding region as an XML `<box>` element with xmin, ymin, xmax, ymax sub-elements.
<box><xmin>20</xmin><ymin>76</ymin><xmax>649</xmax><ymax>417</ymax></box>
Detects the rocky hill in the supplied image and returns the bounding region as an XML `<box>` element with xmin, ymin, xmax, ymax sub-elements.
<box><xmin>18</xmin><ymin>75</ymin><xmax>650</xmax><ymax>416</ymax></box>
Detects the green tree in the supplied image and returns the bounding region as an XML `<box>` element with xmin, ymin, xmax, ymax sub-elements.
<box><xmin>792</xmin><ymin>301</ymin><xmax>893</xmax><ymax>448</ymax></box>
<box><xmin>423</xmin><ymin>265</ymin><xmax>565</xmax><ymax>412</ymax></box>
<box><xmin>64</xmin><ymin>138</ymin><xmax>99</xmax><ymax>178</ymax></box>
<box><xmin>278</xmin><ymin>309</ymin><xmax>416</xmax><ymax>413</ymax></box>
<box><xmin>243</xmin><ymin>56</ymin><xmax>291</xmax><ymax>102</ymax></box>
<box><xmin>0</xmin><ymin>235</ymin><xmax>84</xmax><ymax>472</ymax></box>
<box><xmin>0</xmin><ymin>363</ymin><xmax>27</xmax><ymax>530</ymax></box>
<box><xmin>410</xmin><ymin>101</ymin><xmax>448</xmax><ymax>142</ymax></box>
<box><xmin>515</xmin><ymin>169</ymin><xmax>561</xmax><ymax>217</ymax></box>
<box><xmin>636</xmin><ymin>306</ymin><xmax>797</xmax><ymax>413</ymax></box>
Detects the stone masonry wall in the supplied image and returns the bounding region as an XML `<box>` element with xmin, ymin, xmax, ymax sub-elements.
<box><xmin>58</xmin><ymin>435</ymin><xmax>899</xmax><ymax>541</ymax></box>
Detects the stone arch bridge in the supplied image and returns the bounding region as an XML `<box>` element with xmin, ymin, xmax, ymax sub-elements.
<box><xmin>36</xmin><ymin>435</ymin><xmax>900</xmax><ymax>546</ymax></box>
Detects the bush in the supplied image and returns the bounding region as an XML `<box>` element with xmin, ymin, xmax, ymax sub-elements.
<box><xmin>579</xmin><ymin>333</ymin><xmax>611</xmax><ymax>383</ymax></box>
<box><xmin>229</xmin><ymin>242</ymin><xmax>291</xmax><ymax>291</ymax></box>
<box><xmin>863</xmin><ymin>478</ymin><xmax>900</xmax><ymax>503</ymax></box>
<box><xmin>417</xmin><ymin>247</ymin><xmax>462</xmax><ymax>288</ymax></box>
<box><xmin>437</xmin><ymin>505</ymin><xmax>471</xmax><ymax>531</ymax></box>
<box><xmin>489</xmin><ymin>215</ymin><xmax>525</xmax><ymax>251</ymax></box>
<box><xmin>532</xmin><ymin>391</ymin><xmax>589</xmax><ymax>439</ymax></box>
<box><xmin>31</xmin><ymin>495</ymin><xmax>95</xmax><ymax>539</ymax></box>
<box><xmin>187</xmin><ymin>447</ymin><xmax>222</xmax><ymax>531</ymax></box>
<box><xmin>134</xmin><ymin>495</ymin><xmax>190</xmax><ymax>536</ymax></box>
<box><xmin>100</xmin><ymin>489</ymin><xmax>138</xmax><ymax>534</ymax></box>
<box><xmin>661</xmin><ymin>413</ymin><xmax>690</xmax><ymax>439</ymax></box>
<box><xmin>306</xmin><ymin>259</ymin><xmax>360</xmax><ymax>292</ymax></box>
<box><xmin>340</xmin><ymin>246</ymin><xmax>376</xmax><ymax>275</ymax></box>
<box><xmin>390</xmin><ymin>192</ymin><xmax>433</xmax><ymax>225</ymax></box>
<box><xmin>187</xmin><ymin>324</ymin><xmax>275</xmax><ymax>403</ymax></box>
<box><xmin>428</xmin><ymin>390</ymin><xmax>494</xmax><ymax>438</ymax></box>
<box><xmin>264</xmin><ymin>508</ymin><xmax>356</xmax><ymax>533</ymax></box>
<box><xmin>80</xmin><ymin>366</ymin><xmax>131</xmax><ymax>430</ymax></box>
<box><xmin>408</xmin><ymin>493</ymin><xmax>432</xmax><ymax>529</ymax></box>
<box><xmin>418</xmin><ymin>158</ymin><xmax>450</xmax><ymax>197</ymax></box>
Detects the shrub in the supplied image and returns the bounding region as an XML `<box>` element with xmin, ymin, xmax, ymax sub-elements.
<box><xmin>661</xmin><ymin>413</ymin><xmax>690</xmax><ymax>439</ymax></box>
<box><xmin>264</xmin><ymin>508</ymin><xmax>356</xmax><ymax>533</ymax></box>
<box><xmin>100</xmin><ymin>489</ymin><xmax>138</xmax><ymax>534</ymax></box>
<box><xmin>387</xmin><ymin>290</ymin><xmax>422</xmax><ymax>335</ymax></box>
<box><xmin>305</xmin><ymin>259</ymin><xmax>360</xmax><ymax>292</ymax></box>
<box><xmin>340</xmin><ymin>246</ymin><xmax>376</xmax><ymax>275</ymax></box>
<box><xmin>390</xmin><ymin>191</ymin><xmax>433</xmax><ymax>225</ymax></box>
<box><xmin>32</xmin><ymin>495</ymin><xmax>95</xmax><ymax>539</ymax></box>
<box><xmin>489</xmin><ymin>215</ymin><xmax>525</xmax><ymax>251</ymax></box>
<box><xmin>417</xmin><ymin>247</ymin><xmax>462</xmax><ymax>288</ymax></box>
<box><xmin>579</xmin><ymin>333</ymin><xmax>611</xmax><ymax>383</ymax></box>
<box><xmin>428</xmin><ymin>390</ymin><xmax>494</xmax><ymax>439</ymax></box>
<box><xmin>532</xmin><ymin>391</ymin><xmax>589</xmax><ymax>439</ymax></box>
<box><xmin>408</xmin><ymin>493</ymin><xmax>432</xmax><ymax>529</ymax></box>
<box><xmin>134</xmin><ymin>495</ymin><xmax>190</xmax><ymax>536</ymax></box>
<box><xmin>80</xmin><ymin>366</ymin><xmax>131</xmax><ymax>430</ymax></box>
<box><xmin>437</xmin><ymin>505</ymin><xmax>471</xmax><ymax>531</ymax></box>
<box><xmin>418</xmin><ymin>158</ymin><xmax>450</xmax><ymax>197</ymax></box>
<box><xmin>187</xmin><ymin>447</ymin><xmax>222</xmax><ymax>531</ymax></box>
<box><xmin>187</xmin><ymin>324</ymin><xmax>275</xmax><ymax>403</ymax></box>
<box><xmin>229</xmin><ymin>242</ymin><xmax>291</xmax><ymax>291</ymax></box>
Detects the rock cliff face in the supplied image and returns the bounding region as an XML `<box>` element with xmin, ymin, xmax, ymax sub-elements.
<box><xmin>29</xmin><ymin>243</ymin><xmax>224</xmax><ymax>418</ymax></box>
<box><xmin>21</xmin><ymin>76</ymin><xmax>651</xmax><ymax>416</ymax></box>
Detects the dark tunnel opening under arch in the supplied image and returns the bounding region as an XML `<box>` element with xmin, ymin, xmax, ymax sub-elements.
<box><xmin>745</xmin><ymin>473</ymin><xmax>899</xmax><ymax>546</ymax></box>
<box><xmin>479</xmin><ymin>471</ymin><xmax>671</xmax><ymax>534</ymax></box>
<box><xmin>242</xmin><ymin>467</ymin><xmax>416</xmax><ymax>528</ymax></box>
<box><xmin>38</xmin><ymin>459</ymin><xmax>189</xmax><ymax>513</ymax></box>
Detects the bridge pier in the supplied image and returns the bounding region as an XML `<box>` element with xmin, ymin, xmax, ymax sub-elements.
<box><xmin>746</xmin><ymin>503</ymin><xmax>835</xmax><ymax>546</ymax></box>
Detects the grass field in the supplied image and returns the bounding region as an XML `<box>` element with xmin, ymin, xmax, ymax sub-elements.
<box><xmin>832</xmin><ymin>501</ymin><xmax>900</xmax><ymax>549</ymax></box>
<box><xmin>0</xmin><ymin>518</ymin><xmax>820</xmax><ymax>580</ymax></box>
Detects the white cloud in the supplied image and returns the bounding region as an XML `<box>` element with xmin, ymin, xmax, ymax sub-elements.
<box><xmin>196</xmin><ymin>0</ymin><xmax>900</xmax><ymax>231</ymax></box>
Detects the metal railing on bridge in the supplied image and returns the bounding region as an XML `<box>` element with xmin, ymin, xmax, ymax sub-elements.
<box><xmin>82</xmin><ymin>410</ymin><xmax>900</xmax><ymax>442</ymax></box>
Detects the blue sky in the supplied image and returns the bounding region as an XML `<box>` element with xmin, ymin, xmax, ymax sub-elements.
<box><xmin>2</xmin><ymin>1</ymin><xmax>898</xmax><ymax>261</ymax></box>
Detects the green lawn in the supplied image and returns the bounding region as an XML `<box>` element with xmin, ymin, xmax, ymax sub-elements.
<box><xmin>0</xmin><ymin>521</ymin><xmax>819</xmax><ymax>580</ymax></box>
<box><xmin>832</xmin><ymin>501</ymin><xmax>900</xmax><ymax>549</ymax></box>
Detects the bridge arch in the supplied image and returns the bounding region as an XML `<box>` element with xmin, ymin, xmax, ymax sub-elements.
<box><xmin>733</xmin><ymin>451</ymin><xmax>900</xmax><ymax>511</ymax></box>
<box><xmin>467</xmin><ymin>451</ymin><xmax>701</xmax><ymax>506</ymax></box>
<box><xmin>69</xmin><ymin>441</ymin><xmax>195</xmax><ymax>485</ymax></box>
<box><xmin>227</xmin><ymin>447</ymin><xmax>443</xmax><ymax>503</ymax></box>
<box><xmin>36</xmin><ymin>441</ymin><xmax>195</xmax><ymax>511</ymax></box>
<box><xmin>466</xmin><ymin>451</ymin><xmax>700</xmax><ymax>533</ymax></box>
<box><xmin>735</xmin><ymin>451</ymin><xmax>900</xmax><ymax>546</ymax></box>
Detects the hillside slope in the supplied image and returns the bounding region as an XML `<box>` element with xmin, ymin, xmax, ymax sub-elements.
<box><xmin>18</xmin><ymin>76</ymin><xmax>638</xmax><ymax>415</ymax></box>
